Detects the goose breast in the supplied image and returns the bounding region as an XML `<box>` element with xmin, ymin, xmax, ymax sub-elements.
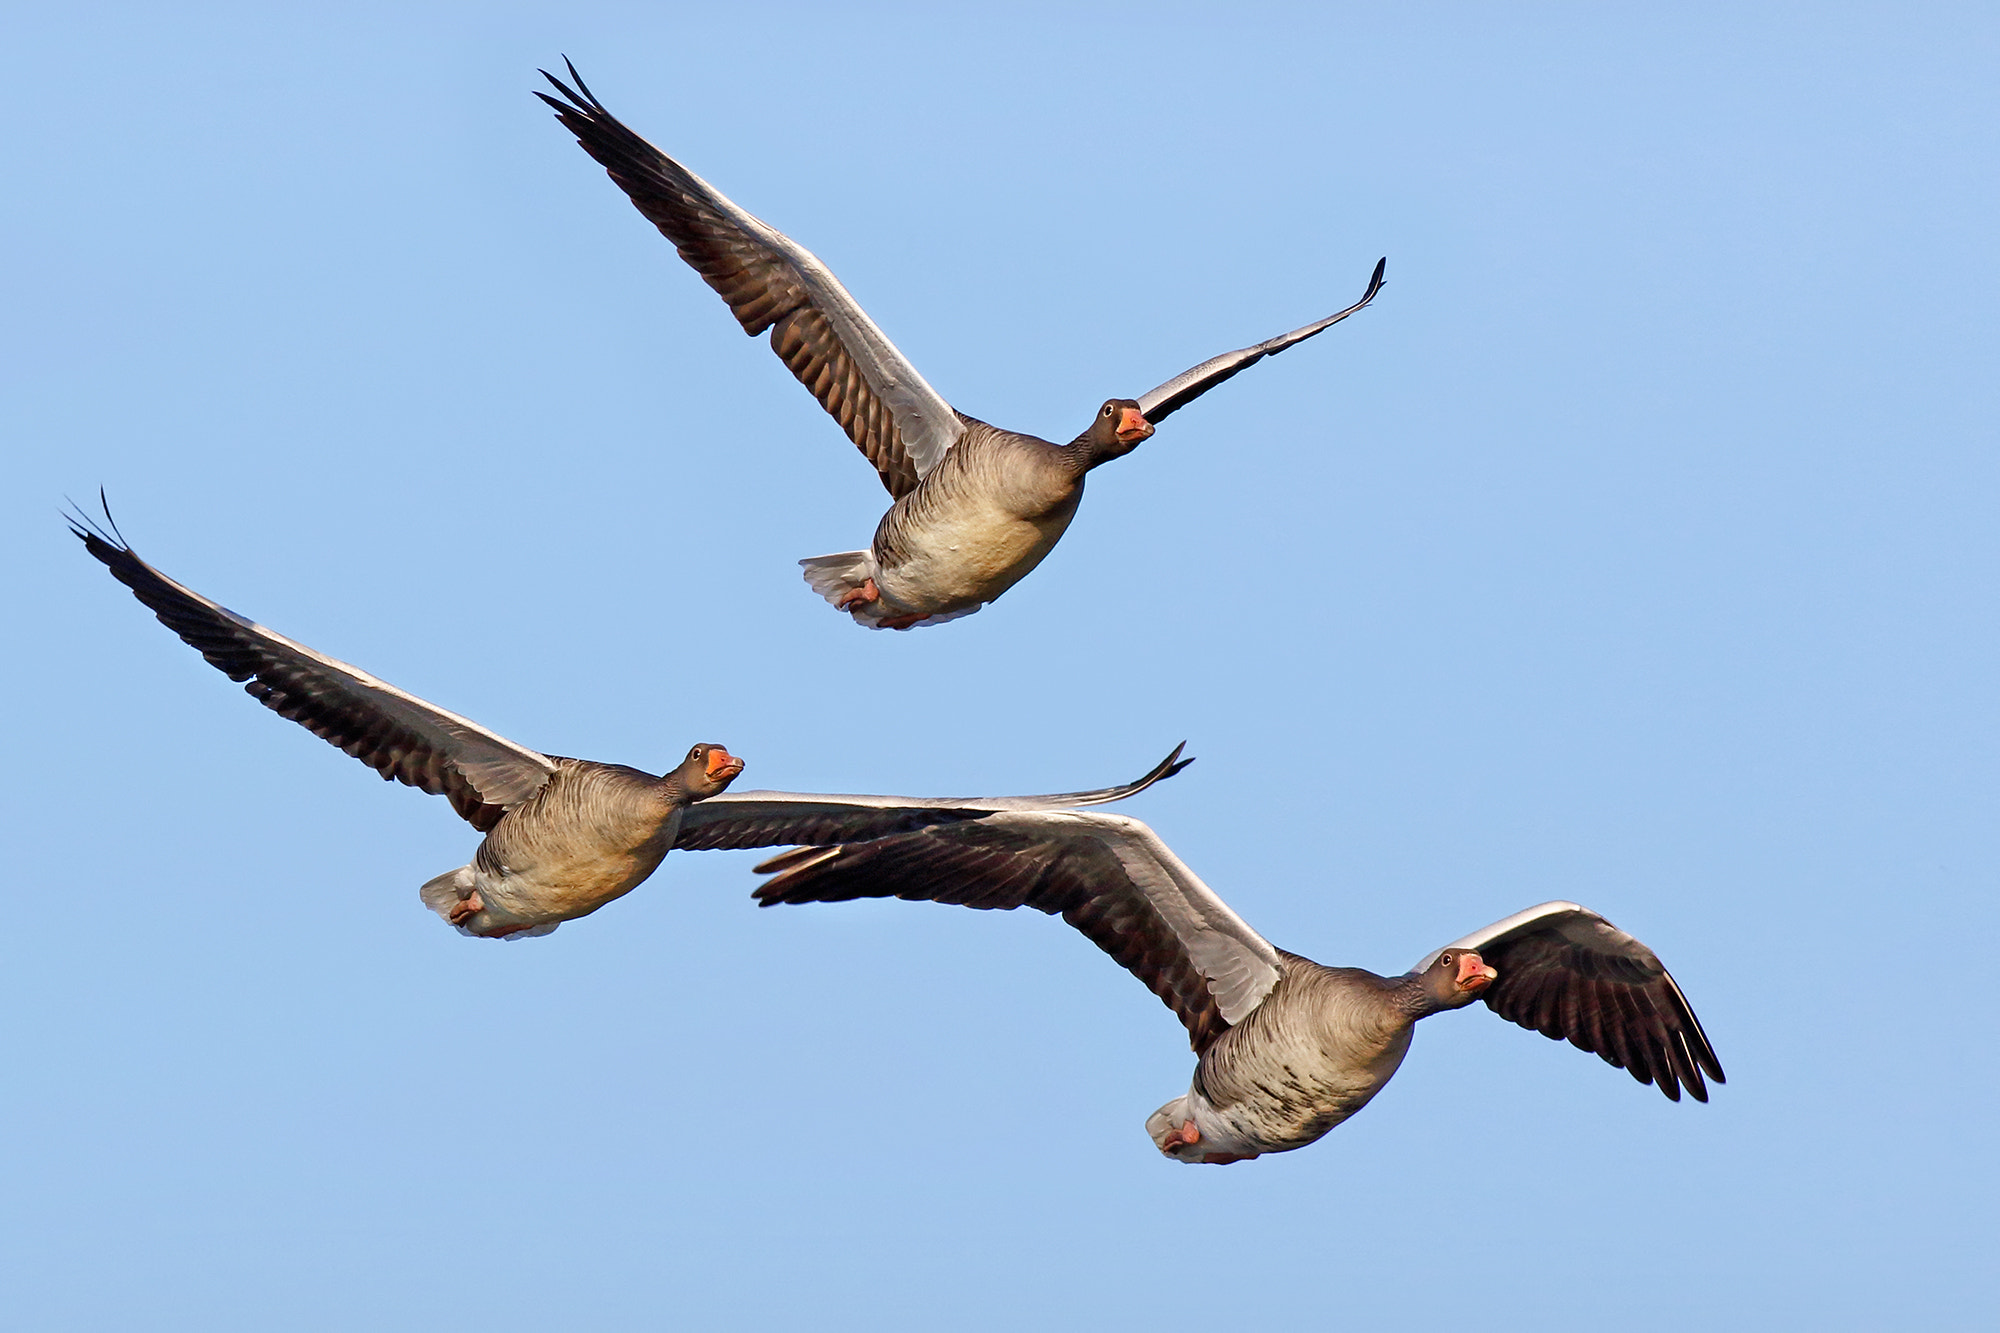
<box><xmin>871</xmin><ymin>428</ymin><xmax>1083</xmax><ymax>613</ymax></box>
<box><xmin>472</xmin><ymin>761</ymin><xmax>687</xmax><ymax>927</ymax></box>
<box><xmin>1186</xmin><ymin>960</ymin><xmax>1418</xmax><ymax>1154</ymax></box>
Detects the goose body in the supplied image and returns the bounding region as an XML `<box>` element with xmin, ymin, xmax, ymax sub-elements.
<box><xmin>539</xmin><ymin>64</ymin><xmax>1384</xmax><ymax>629</ymax></box>
<box><xmin>1147</xmin><ymin>957</ymin><xmax>1421</xmax><ymax>1162</ymax></box>
<box><xmin>70</xmin><ymin>508</ymin><xmax>1190</xmax><ymax>938</ymax></box>
<box><xmin>422</xmin><ymin>759</ymin><xmax>700</xmax><ymax>938</ymax></box>
<box><xmin>826</xmin><ymin>424</ymin><xmax>1089</xmax><ymax>627</ymax></box>
<box><xmin>754</xmin><ymin>810</ymin><xmax>1725</xmax><ymax>1163</ymax></box>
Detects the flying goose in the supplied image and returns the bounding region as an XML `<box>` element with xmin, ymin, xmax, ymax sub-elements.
<box><xmin>70</xmin><ymin>508</ymin><xmax>1189</xmax><ymax>939</ymax></box>
<box><xmin>754</xmin><ymin>811</ymin><xmax>1724</xmax><ymax>1162</ymax></box>
<box><xmin>538</xmin><ymin>63</ymin><xmax>1385</xmax><ymax>630</ymax></box>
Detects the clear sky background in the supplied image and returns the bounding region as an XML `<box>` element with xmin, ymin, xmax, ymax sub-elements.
<box><xmin>4</xmin><ymin>3</ymin><xmax>1994</xmax><ymax>1328</ymax></box>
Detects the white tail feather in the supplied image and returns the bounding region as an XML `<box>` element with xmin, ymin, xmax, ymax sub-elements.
<box><xmin>419</xmin><ymin>864</ymin><xmax>476</xmax><ymax>921</ymax></box>
<box><xmin>799</xmin><ymin>550</ymin><xmax>876</xmax><ymax>606</ymax></box>
<box><xmin>1145</xmin><ymin>1095</ymin><xmax>1192</xmax><ymax>1152</ymax></box>
<box><xmin>797</xmin><ymin>550</ymin><xmax>986</xmax><ymax>630</ymax></box>
<box><xmin>420</xmin><ymin>863</ymin><xmax>561</xmax><ymax>940</ymax></box>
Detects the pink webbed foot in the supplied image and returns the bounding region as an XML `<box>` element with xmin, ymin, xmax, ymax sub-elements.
<box><xmin>877</xmin><ymin>611</ymin><xmax>926</xmax><ymax>630</ymax></box>
<box><xmin>1158</xmin><ymin>1119</ymin><xmax>1202</xmax><ymax>1155</ymax></box>
<box><xmin>835</xmin><ymin>578</ymin><xmax>880</xmax><ymax>611</ymax></box>
<box><xmin>1198</xmin><ymin>1150</ymin><xmax>1259</xmax><ymax>1165</ymax></box>
<box><xmin>447</xmin><ymin>889</ymin><xmax>484</xmax><ymax>926</ymax></box>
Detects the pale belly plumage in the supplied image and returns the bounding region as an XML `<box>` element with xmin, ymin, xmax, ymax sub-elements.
<box><xmin>875</xmin><ymin>490</ymin><xmax>1081</xmax><ymax>617</ymax></box>
<box><xmin>1150</xmin><ymin>969</ymin><xmax>1420</xmax><ymax>1162</ymax></box>
<box><xmin>1191</xmin><ymin>1026</ymin><xmax>1414</xmax><ymax>1158</ymax></box>
<box><xmin>423</xmin><ymin>796</ymin><xmax>685</xmax><ymax>939</ymax></box>
<box><xmin>471</xmin><ymin>837</ymin><xmax>673</xmax><ymax>932</ymax></box>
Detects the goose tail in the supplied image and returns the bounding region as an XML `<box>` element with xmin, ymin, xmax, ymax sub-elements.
<box><xmin>418</xmin><ymin>864</ymin><xmax>478</xmax><ymax>923</ymax></box>
<box><xmin>799</xmin><ymin>549</ymin><xmax>877</xmax><ymax>610</ymax></box>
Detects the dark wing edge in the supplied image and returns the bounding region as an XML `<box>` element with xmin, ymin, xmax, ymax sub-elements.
<box><xmin>1132</xmin><ymin>257</ymin><xmax>1386</xmax><ymax>426</ymax></box>
<box><xmin>67</xmin><ymin>498</ymin><xmax>555</xmax><ymax>832</ymax></box>
<box><xmin>1429</xmin><ymin>902</ymin><xmax>1726</xmax><ymax>1104</ymax></box>
<box><xmin>536</xmin><ymin>60</ymin><xmax>960</xmax><ymax>496</ymax></box>
<box><xmin>750</xmin><ymin>809</ymin><xmax>1279</xmax><ymax>1054</ymax></box>
<box><xmin>671</xmin><ymin>743</ymin><xmax>1192</xmax><ymax>851</ymax></box>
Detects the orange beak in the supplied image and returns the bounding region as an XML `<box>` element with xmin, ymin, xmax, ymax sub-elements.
<box><xmin>1115</xmin><ymin>407</ymin><xmax>1154</xmax><ymax>444</ymax></box>
<box><xmin>1456</xmin><ymin>952</ymin><xmax>1498</xmax><ymax>994</ymax></box>
<box><xmin>705</xmin><ymin>747</ymin><xmax>745</xmax><ymax>782</ymax></box>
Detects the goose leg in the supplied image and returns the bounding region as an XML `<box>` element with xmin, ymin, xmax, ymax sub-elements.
<box><xmin>447</xmin><ymin>889</ymin><xmax>484</xmax><ymax>925</ymax></box>
<box><xmin>835</xmin><ymin>578</ymin><xmax>880</xmax><ymax>610</ymax></box>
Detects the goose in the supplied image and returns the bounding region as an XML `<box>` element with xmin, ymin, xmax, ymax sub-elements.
<box><xmin>70</xmin><ymin>507</ymin><xmax>1189</xmax><ymax>939</ymax></box>
<box><xmin>538</xmin><ymin>63</ymin><xmax>1385</xmax><ymax>630</ymax></box>
<box><xmin>753</xmin><ymin>810</ymin><xmax>1724</xmax><ymax>1162</ymax></box>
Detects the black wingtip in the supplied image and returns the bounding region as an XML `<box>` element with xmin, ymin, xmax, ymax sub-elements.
<box><xmin>63</xmin><ymin>487</ymin><xmax>128</xmax><ymax>553</ymax></box>
<box><xmin>540</xmin><ymin>55</ymin><xmax>608</xmax><ymax>112</ymax></box>
<box><xmin>1153</xmin><ymin>741</ymin><xmax>1196</xmax><ymax>784</ymax></box>
<box><xmin>537</xmin><ymin>58</ymin><xmax>597</xmax><ymax>115</ymax></box>
<box><xmin>1360</xmin><ymin>256</ymin><xmax>1387</xmax><ymax>303</ymax></box>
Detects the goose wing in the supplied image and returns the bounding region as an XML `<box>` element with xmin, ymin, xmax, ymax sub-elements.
<box><xmin>71</xmin><ymin>510</ymin><xmax>557</xmax><ymax>832</ymax></box>
<box><xmin>1413</xmin><ymin>901</ymin><xmax>1726</xmax><ymax>1103</ymax></box>
<box><xmin>539</xmin><ymin>62</ymin><xmax>964</xmax><ymax>498</ymax></box>
<box><xmin>753</xmin><ymin>809</ymin><xmax>1280</xmax><ymax>1053</ymax></box>
<box><xmin>676</xmin><ymin>744</ymin><xmax>1190</xmax><ymax>851</ymax></box>
<box><xmin>1133</xmin><ymin>258</ymin><xmax>1385</xmax><ymax>425</ymax></box>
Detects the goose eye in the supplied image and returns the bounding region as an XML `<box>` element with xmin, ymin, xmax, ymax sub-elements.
<box><xmin>1438</xmin><ymin>953</ymin><xmax>1453</xmax><ymax>968</ymax></box>
<box><xmin>1102</xmin><ymin>404</ymin><xmax>1114</xmax><ymax>416</ymax></box>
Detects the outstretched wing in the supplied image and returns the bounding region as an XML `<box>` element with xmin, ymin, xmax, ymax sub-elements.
<box><xmin>754</xmin><ymin>808</ymin><xmax>1280</xmax><ymax>1053</ymax></box>
<box><xmin>71</xmin><ymin>507</ymin><xmax>557</xmax><ymax>832</ymax></box>
<box><xmin>676</xmin><ymin>743</ymin><xmax>1191</xmax><ymax>850</ymax></box>
<box><xmin>1414</xmin><ymin>902</ymin><xmax>1726</xmax><ymax>1103</ymax></box>
<box><xmin>539</xmin><ymin>62</ymin><xmax>964</xmax><ymax>497</ymax></box>
<box><xmin>1132</xmin><ymin>258</ymin><xmax>1385</xmax><ymax>425</ymax></box>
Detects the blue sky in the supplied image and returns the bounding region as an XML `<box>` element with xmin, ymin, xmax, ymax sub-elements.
<box><xmin>5</xmin><ymin>3</ymin><xmax>1994</xmax><ymax>1328</ymax></box>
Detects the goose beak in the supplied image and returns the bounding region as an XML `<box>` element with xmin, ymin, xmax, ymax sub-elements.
<box><xmin>1456</xmin><ymin>952</ymin><xmax>1498</xmax><ymax>994</ymax></box>
<box><xmin>1115</xmin><ymin>407</ymin><xmax>1154</xmax><ymax>444</ymax></box>
<box><xmin>706</xmin><ymin>748</ymin><xmax>745</xmax><ymax>782</ymax></box>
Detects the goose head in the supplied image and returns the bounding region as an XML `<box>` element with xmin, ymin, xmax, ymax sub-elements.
<box><xmin>675</xmin><ymin>743</ymin><xmax>745</xmax><ymax>800</ymax></box>
<box><xmin>1408</xmin><ymin>949</ymin><xmax>1498</xmax><ymax>1016</ymax></box>
<box><xmin>1085</xmin><ymin>398</ymin><xmax>1153</xmax><ymax>462</ymax></box>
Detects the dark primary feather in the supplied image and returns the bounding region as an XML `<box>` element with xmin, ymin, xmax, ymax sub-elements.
<box><xmin>1477</xmin><ymin>923</ymin><xmax>1726</xmax><ymax>1102</ymax></box>
<box><xmin>69</xmin><ymin>513</ymin><xmax>542</xmax><ymax>832</ymax></box>
<box><xmin>537</xmin><ymin>62</ymin><xmax>925</xmax><ymax>497</ymax></box>
<box><xmin>1133</xmin><ymin>257</ymin><xmax>1386</xmax><ymax>426</ymax></box>
<box><xmin>754</xmin><ymin>815</ymin><xmax>1236</xmax><ymax>1052</ymax></box>
<box><xmin>678</xmin><ymin>804</ymin><xmax>993</xmax><ymax>852</ymax></box>
<box><xmin>677</xmin><ymin>745</ymin><xmax>1193</xmax><ymax>851</ymax></box>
